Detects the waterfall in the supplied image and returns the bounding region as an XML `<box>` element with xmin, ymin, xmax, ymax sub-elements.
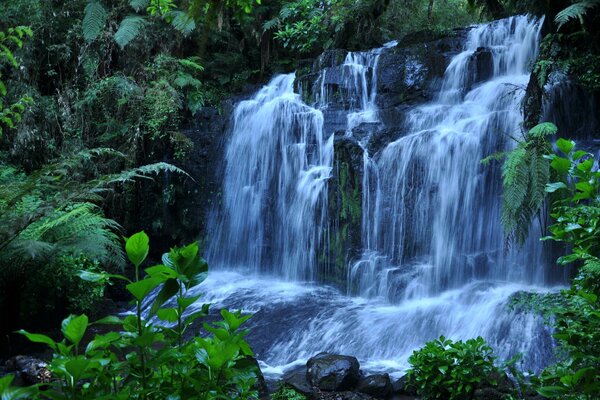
<box><xmin>201</xmin><ymin>15</ymin><xmax>558</xmax><ymax>375</ymax></box>
<box><xmin>207</xmin><ymin>75</ymin><xmax>333</xmax><ymax>281</ymax></box>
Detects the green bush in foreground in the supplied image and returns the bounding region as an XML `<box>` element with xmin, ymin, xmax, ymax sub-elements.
<box><xmin>407</xmin><ymin>336</ymin><xmax>499</xmax><ymax>399</ymax></box>
<box><xmin>3</xmin><ymin>231</ymin><xmax>258</xmax><ymax>399</ymax></box>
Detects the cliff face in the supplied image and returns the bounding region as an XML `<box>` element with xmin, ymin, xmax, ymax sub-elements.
<box><xmin>157</xmin><ymin>23</ymin><xmax>598</xmax><ymax>287</ymax></box>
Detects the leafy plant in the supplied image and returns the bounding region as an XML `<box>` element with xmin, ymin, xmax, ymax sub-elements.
<box><xmin>407</xmin><ymin>336</ymin><xmax>499</xmax><ymax>399</ymax></box>
<box><xmin>555</xmin><ymin>0</ymin><xmax>600</xmax><ymax>31</ymax></box>
<box><xmin>271</xmin><ymin>385</ymin><xmax>307</xmax><ymax>400</ymax></box>
<box><xmin>0</xmin><ymin>26</ymin><xmax>33</xmax><ymax>137</ymax></box>
<box><xmin>483</xmin><ymin>122</ymin><xmax>557</xmax><ymax>245</ymax></box>
<box><xmin>9</xmin><ymin>231</ymin><xmax>259</xmax><ymax>399</ymax></box>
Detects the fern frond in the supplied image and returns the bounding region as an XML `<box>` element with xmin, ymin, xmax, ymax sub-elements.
<box><xmin>114</xmin><ymin>16</ymin><xmax>147</xmax><ymax>49</ymax></box>
<box><xmin>263</xmin><ymin>18</ymin><xmax>280</xmax><ymax>32</ymax></box>
<box><xmin>83</xmin><ymin>1</ymin><xmax>108</xmax><ymax>42</ymax></box>
<box><xmin>14</xmin><ymin>203</ymin><xmax>124</xmax><ymax>266</ymax></box>
<box><xmin>555</xmin><ymin>0</ymin><xmax>600</xmax><ymax>30</ymax></box>
<box><xmin>130</xmin><ymin>0</ymin><xmax>149</xmax><ymax>12</ymax></box>
<box><xmin>171</xmin><ymin>11</ymin><xmax>196</xmax><ymax>36</ymax></box>
<box><xmin>528</xmin><ymin>151</ymin><xmax>550</xmax><ymax>211</ymax></box>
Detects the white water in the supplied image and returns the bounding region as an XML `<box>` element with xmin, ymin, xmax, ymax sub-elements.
<box><xmin>202</xmin><ymin>15</ymin><xmax>558</xmax><ymax>376</ymax></box>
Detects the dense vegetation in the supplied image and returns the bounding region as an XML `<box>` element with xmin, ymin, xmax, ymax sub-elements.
<box><xmin>1</xmin><ymin>0</ymin><xmax>600</xmax><ymax>399</ymax></box>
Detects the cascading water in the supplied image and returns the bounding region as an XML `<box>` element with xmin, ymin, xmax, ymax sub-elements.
<box><xmin>207</xmin><ymin>75</ymin><xmax>333</xmax><ymax>281</ymax></box>
<box><xmin>199</xmin><ymin>15</ymin><xmax>560</xmax><ymax>376</ymax></box>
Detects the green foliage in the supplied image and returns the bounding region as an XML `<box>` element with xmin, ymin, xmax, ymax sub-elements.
<box><xmin>6</xmin><ymin>233</ymin><xmax>258</xmax><ymax>399</ymax></box>
<box><xmin>271</xmin><ymin>385</ymin><xmax>308</xmax><ymax>400</ymax></box>
<box><xmin>502</xmin><ymin>136</ymin><xmax>600</xmax><ymax>399</ymax></box>
<box><xmin>407</xmin><ymin>336</ymin><xmax>499</xmax><ymax>399</ymax></box>
<box><xmin>555</xmin><ymin>0</ymin><xmax>600</xmax><ymax>31</ymax></box>
<box><xmin>115</xmin><ymin>16</ymin><xmax>148</xmax><ymax>48</ymax></box>
<box><xmin>83</xmin><ymin>1</ymin><xmax>108</xmax><ymax>42</ymax></box>
<box><xmin>495</xmin><ymin>122</ymin><xmax>555</xmax><ymax>245</ymax></box>
<box><xmin>0</xmin><ymin>26</ymin><xmax>33</xmax><ymax>137</ymax></box>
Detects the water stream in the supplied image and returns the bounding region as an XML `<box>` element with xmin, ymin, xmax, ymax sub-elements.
<box><xmin>202</xmin><ymin>15</ymin><xmax>560</xmax><ymax>377</ymax></box>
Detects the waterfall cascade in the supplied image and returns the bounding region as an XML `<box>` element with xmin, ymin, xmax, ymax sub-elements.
<box><xmin>202</xmin><ymin>15</ymin><xmax>561</xmax><ymax>375</ymax></box>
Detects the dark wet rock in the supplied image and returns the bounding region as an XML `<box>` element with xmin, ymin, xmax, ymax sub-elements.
<box><xmin>324</xmin><ymin>137</ymin><xmax>364</xmax><ymax>288</ymax></box>
<box><xmin>488</xmin><ymin>371</ymin><xmax>514</xmax><ymax>394</ymax></box>
<box><xmin>376</xmin><ymin>31</ymin><xmax>466</xmax><ymax>109</ymax></box>
<box><xmin>314</xmin><ymin>49</ymin><xmax>349</xmax><ymax>70</ymax></box>
<box><xmin>473</xmin><ymin>387</ymin><xmax>506</xmax><ymax>400</ymax></box>
<box><xmin>392</xmin><ymin>375</ymin><xmax>417</xmax><ymax>396</ymax></box>
<box><xmin>470</xmin><ymin>47</ymin><xmax>494</xmax><ymax>86</ymax></box>
<box><xmin>314</xmin><ymin>391</ymin><xmax>375</xmax><ymax>400</ymax></box>
<box><xmin>356</xmin><ymin>373</ymin><xmax>393</xmax><ymax>398</ymax></box>
<box><xmin>283</xmin><ymin>365</ymin><xmax>314</xmax><ymax>395</ymax></box>
<box><xmin>351</xmin><ymin>123</ymin><xmax>382</xmax><ymax>143</ymax></box>
<box><xmin>5</xmin><ymin>355</ymin><xmax>51</xmax><ymax>385</ymax></box>
<box><xmin>307</xmin><ymin>353</ymin><xmax>361</xmax><ymax>391</ymax></box>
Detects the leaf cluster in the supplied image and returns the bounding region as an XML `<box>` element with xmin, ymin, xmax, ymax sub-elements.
<box><xmin>406</xmin><ymin>336</ymin><xmax>499</xmax><ymax>399</ymax></box>
<box><xmin>7</xmin><ymin>232</ymin><xmax>259</xmax><ymax>399</ymax></box>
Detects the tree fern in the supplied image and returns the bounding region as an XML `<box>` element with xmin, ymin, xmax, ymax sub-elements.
<box><xmin>114</xmin><ymin>16</ymin><xmax>147</xmax><ymax>49</ymax></box>
<box><xmin>171</xmin><ymin>11</ymin><xmax>196</xmax><ymax>36</ymax></box>
<box><xmin>13</xmin><ymin>203</ymin><xmax>124</xmax><ymax>267</ymax></box>
<box><xmin>130</xmin><ymin>0</ymin><xmax>149</xmax><ymax>12</ymax></box>
<box><xmin>555</xmin><ymin>0</ymin><xmax>600</xmax><ymax>30</ymax></box>
<box><xmin>83</xmin><ymin>1</ymin><xmax>108</xmax><ymax>42</ymax></box>
<box><xmin>495</xmin><ymin>123</ymin><xmax>556</xmax><ymax>245</ymax></box>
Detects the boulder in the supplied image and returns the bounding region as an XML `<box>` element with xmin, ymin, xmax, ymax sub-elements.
<box><xmin>392</xmin><ymin>375</ymin><xmax>417</xmax><ymax>396</ymax></box>
<box><xmin>307</xmin><ymin>353</ymin><xmax>361</xmax><ymax>391</ymax></box>
<box><xmin>356</xmin><ymin>373</ymin><xmax>393</xmax><ymax>398</ymax></box>
<box><xmin>470</xmin><ymin>47</ymin><xmax>494</xmax><ymax>86</ymax></box>
<box><xmin>315</xmin><ymin>391</ymin><xmax>375</xmax><ymax>400</ymax></box>
<box><xmin>282</xmin><ymin>365</ymin><xmax>314</xmax><ymax>395</ymax></box>
<box><xmin>5</xmin><ymin>355</ymin><xmax>51</xmax><ymax>385</ymax></box>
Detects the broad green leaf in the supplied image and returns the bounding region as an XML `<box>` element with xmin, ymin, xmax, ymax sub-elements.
<box><xmin>92</xmin><ymin>315</ymin><xmax>123</xmax><ymax>325</ymax></box>
<box><xmin>177</xmin><ymin>294</ymin><xmax>202</xmax><ymax>311</ymax></box>
<box><xmin>546</xmin><ymin>182</ymin><xmax>567</xmax><ymax>193</ymax></box>
<box><xmin>65</xmin><ymin>357</ymin><xmax>91</xmax><ymax>382</ymax></box>
<box><xmin>125</xmin><ymin>231</ymin><xmax>149</xmax><ymax>267</ymax></box>
<box><xmin>16</xmin><ymin>330</ymin><xmax>57</xmax><ymax>351</ymax></box>
<box><xmin>221</xmin><ymin>309</ymin><xmax>252</xmax><ymax>331</ymax></box>
<box><xmin>555</xmin><ymin>138</ymin><xmax>574</xmax><ymax>155</ymax></box>
<box><xmin>157</xmin><ymin>308</ymin><xmax>179</xmax><ymax>323</ymax></box>
<box><xmin>85</xmin><ymin>331</ymin><xmax>121</xmax><ymax>354</ymax></box>
<box><xmin>550</xmin><ymin>156</ymin><xmax>571</xmax><ymax>174</ymax></box>
<box><xmin>77</xmin><ymin>270</ymin><xmax>131</xmax><ymax>284</ymax></box>
<box><xmin>126</xmin><ymin>277</ymin><xmax>161</xmax><ymax>301</ymax></box>
<box><xmin>61</xmin><ymin>315</ymin><xmax>89</xmax><ymax>346</ymax></box>
<box><xmin>145</xmin><ymin>264</ymin><xmax>178</xmax><ymax>280</ymax></box>
<box><xmin>537</xmin><ymin>386</ymin><xmax>568</xmax><ymax>397</ymax></box>
<box><xmin>149</xmin><ymin>278</ymin><xmax>180</xmax><ymax>316</ymax></box>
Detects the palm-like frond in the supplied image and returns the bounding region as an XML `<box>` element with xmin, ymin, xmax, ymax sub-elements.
<box><xmin>171</xmin><ymin>11</ymin><xmax>196</xmax><ymax>36</ymax></box>
<box><xmin>130</xmin><ymin>0</ymin><xmax>149</xmax><ymax>12</ymax></box>
<box><xmin>555</xmin><ymin>0</ymin><xmax>600</xmax><ymax>30</ymax></box>
<box><xmin>115</xmin><ymin>16</ymin><xmax>147</xmax><ymax>49</ymax></box>
<box><xmin>83</xmin><ymin>1</ymin><xmax>108</xmax><ymax>42</ymax></box>
<box><xmin>8</xmin><ymin>203</ymin><xmax>124</xmax><ymax>267</ymax></box>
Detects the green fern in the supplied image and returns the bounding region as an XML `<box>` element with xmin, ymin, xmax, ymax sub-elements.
<box><xmin>114</xmin><ymin>16</ymin><xmax>147</xmax><ymax>49</ymax></box>
<box><xmin>555</xmin><ymin>0</ymin><xmax>600</xmax><ymax>30</ymax></box>
<box><xmin>171</xmin><ymin>11</ymin><xmax>196</xmax><ymax>36</ymax></box>
<box><xmin>498</xmin><ymin>123</ymin><xmax>557</xmax><ymax>245</ymax></box>
<box><xmin>83</xmin><ymin>1</ymin><xmax>108</xmax><ymax>42</ymax></box>
<box><xmin>130</xmin><ymin>0</ymin><xmax>149</xmax><ymax>12</ymax></box>
<box><xmin>13</xmin><ymin>203</ymin><xmax>124</xmax><ymax>267</ymax></box>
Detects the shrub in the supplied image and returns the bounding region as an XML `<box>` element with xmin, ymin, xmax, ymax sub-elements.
<box><xmin>3</xmin><ymin>231</ymin><xmax>259</xmax><ymax>399</ymax></box>
<box><xmin>407</xmin><ymin>336</ymin><xmax>499</xmax><ymax>399</ymax></box>
<box><xmin>271</xmin><ymin>385</ymin><xmax>307</xmax><ymax>400</ymax></box>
